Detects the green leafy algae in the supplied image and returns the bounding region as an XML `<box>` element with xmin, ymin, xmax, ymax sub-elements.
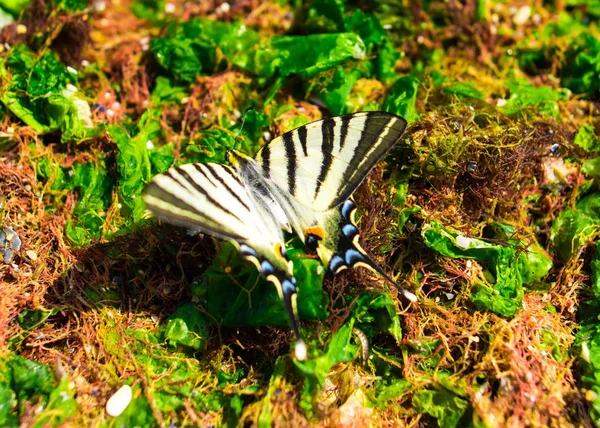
<box><xmin>193</xmin><ymin>241</ymin><xmax>328</xmax><ymax>328</ymax></box>
<box><xmin>0</xmin><ymin>354</ymin><xmax>76</xmax><ymax>426</ymax></box>
<box><xmin>423</xmin><ymin>221</ymin><xmax>552</xmax><ymax>316</ymax></box>
<box><xmin>0</xmin><ymin>44</ymin><xmax>100</xmax><ymax>142</ymax></box>
<box><xmin>551</xmin><ymin>192</ymin><xmax>600</xmax><ymax>260</ymax></box>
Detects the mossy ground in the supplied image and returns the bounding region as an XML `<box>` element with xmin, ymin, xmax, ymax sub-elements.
<box><xmin>0</xmin><ymin>0</ymin><xmax>599</xmax><ymax>426</ymax></box>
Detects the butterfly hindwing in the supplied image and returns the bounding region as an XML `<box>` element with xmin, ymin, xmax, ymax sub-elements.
<box><xmin>316</xmin><ymin>199</ymin><xmax>417</xmax><ymax>302</ymax></box>
<box><xmin>144</xmin><ymin>162</ymin><xmax>307</xmax><ymax>359</ymax></box>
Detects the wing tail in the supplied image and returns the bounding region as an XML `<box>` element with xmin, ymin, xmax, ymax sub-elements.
<box><xmin>326</xmin><ymin>199</ymin><xmax>417</xmax><ymax>303</ymax></box>
<box><xmin>240</xmin><ymin>245</ymin><xmax>307</xmax><ymax>360</ymax></box>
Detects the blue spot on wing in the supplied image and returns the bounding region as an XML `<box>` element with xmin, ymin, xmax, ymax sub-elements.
<box><xmin>340</xmin><ymin>200</ymin><xmax>356</xmax><ymax>219</ymax></box>
<box><xmin>240</xmin><ymin>244</ymin><xmax>258</xmax><ymax>258</ymax></box>
<box><xmin>342</xmin><ymin>223</ymin><xmax>358</xmax><ymax>238</ymax></box>
<box><xmin>281</xmin><ymin>279</ymin><xmax>297</xmax><ymax>296</ymax></box>
<box><xmin>329</xmin><ymin>254</ymin><xmax>346</xmax><ymax>274</ymax></box>
<box><xmin>260</xmin><ymin>260</ymin><xmax>275</xmax><ymax>276</ymax></box>
<box><xmin>345</xmin><ymin>248</ymin><xmax>365</xmax><ymax>266</ymax></box>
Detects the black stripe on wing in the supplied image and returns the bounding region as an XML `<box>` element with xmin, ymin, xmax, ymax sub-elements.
<box><xmin>144</xmin><ymin>164</ymin><xmax>252</xmax><ymax>242</ymax></box>
<box><xmin>333</xmin><ymin>112</ymin><xmax>407</xmax><ymax>209</ymax></box>
<box><xmin>314</xmin><ymin>117</ymin><xmax>335</xmax><ymax>199</ymax></box>
<box><xmin>283</xmin><ymin>132</ymin><xmax>297</xmax><ymax>196</ymax></box>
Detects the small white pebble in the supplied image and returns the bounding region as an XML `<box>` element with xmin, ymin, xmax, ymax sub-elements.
<box><xmin>81</xmin><ymin>59</ymin><xmax>89</xmax><ymax>67</ymax></box>
<box><xmin>164</xmin><ymin>2</ymin><xmax>175</xmax><ymax>13</ymax></box>
<box><xmin>445</xmin><ymin>292</ymin><xmax>455</xmax><ymax>300</ymax></box>
<box><xmin>217</xmin><ymin>2</ymin><xmax>230</xmax><ymax>13</ymax></box>
<box><xmin>146</xmin><ymin>140</ymin><xmax>154</xmax><ymax>150</ymax></box>
<box><xmin>295</xmin><ymin>340</ymin><xmax>307</xmax><ymax>361</ymax></box>
<box><xmin>26</xmin><ymin>250</ymin><xmax>37</xmax><ymax>261</ymax></box>
<box><xmin>513</xmin><ymin>6</ymin><xmax>531</xmax><ymax>25</ymax></box>
<box><xmin>106</xmin><ymin>384</ymin><xmax>132</xmax><ymax>417</ymax></box>
<box><xmin>497</xmin><ymin>98</ymin><xmax>507</xmax><ymax>107</ymax></box>
<box><xmin>16</xmin><ymin>24</ymin><xmax>27</xmax><ymax>35</ymax></box>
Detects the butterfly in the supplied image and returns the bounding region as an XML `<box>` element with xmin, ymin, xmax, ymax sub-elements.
<box><xmin>144</xmin><ymin>111</ymin><xmax>416</xmax><ymax>360</ymax></box>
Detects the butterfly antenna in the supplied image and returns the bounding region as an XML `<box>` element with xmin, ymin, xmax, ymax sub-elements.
<box><xmin>234</xmin><ymin>106</ymin><xmax>255</xmax><ymax>142</ymax></box>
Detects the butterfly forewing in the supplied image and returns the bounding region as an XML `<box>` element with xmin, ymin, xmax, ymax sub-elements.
<box><xmin>145</xmin><ymin>163</ymin><xmax>275</xmax><ymax>244</ymax></box>
<box><xmin>255</xmin><ymin>112</ymin><xmax>408</xmax><ymax>212</ymax></box>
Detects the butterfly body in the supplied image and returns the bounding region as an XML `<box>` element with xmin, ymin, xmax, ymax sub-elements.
<box><xmin>144</xmin><ymin>111</ymin><xmax>414</xmax><ymax>359</ymax></box>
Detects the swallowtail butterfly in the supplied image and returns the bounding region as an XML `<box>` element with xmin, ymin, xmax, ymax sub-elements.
<box><xmin>144</xmin><ymin>111</ymin><xmax>417</xmax><ymax>360</ymax></box>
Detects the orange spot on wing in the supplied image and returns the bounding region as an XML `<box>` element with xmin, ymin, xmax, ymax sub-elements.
<box><xmin>305</xmin><ymin>226</ymin><xmax>325</xmax><ymax>239</ymax></box>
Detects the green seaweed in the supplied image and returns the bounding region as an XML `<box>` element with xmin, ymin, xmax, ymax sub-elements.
<box><xmin>0</xmin><ymin>44</ymin><xmax>100</xmax><ymax>142</ymax></box>
<box><xmin>193</xmin><ymin>241</ymin><xmax>328</xmax><ymax>328</ymax></box>
<box><xmin>551</xmin><ymin>192</ymin><xmax>600</xmax><ymax>260</ymax></box>
<box><xmin>423</xmin><ymin>221</ymin><xmax>552</xmax><ymax>316</ymax></box>
<box><xmin>0</xmin><ymin>354</ymin><xmax>76</xmax><ymax>426</ymax></box>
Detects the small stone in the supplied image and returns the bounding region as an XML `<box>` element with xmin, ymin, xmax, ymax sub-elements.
<box><xmin>106</xmin><ymin>384</ymin><xmax>132</xmax><ymax>417</ymax></box>
<box><xmin>26</xmin><ymin>250</ymin><xmax>37</xmax><ymax>261</ymax></box>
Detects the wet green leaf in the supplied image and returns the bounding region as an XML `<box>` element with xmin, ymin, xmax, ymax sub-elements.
<box><xmin>256</xmin><ymin>33</ymin><xmax>366</xmax><ymax>78</ymax></box>
<box><xmin>500</xmin><ymin>79</ymin><xmax>568</xmax><ymax>117</ymax></box>
<box><xmin>184</xmin><ymin>127</ymin><xmax>249</xmax><ymax>166</ymax></box>
<box><xmin>151</xmin><ymin>36</ymin><xmax>214</xmax><ymax>83</ymax></box>
<box><xmin>306</xmin><ymin>0</ymin><xmax>346</xmax><ymax>32</ymax></box>
<box><xmin>0</xmin><ymin>0</ymin><xmax>29</xmax><ymax>17</ymax></box>
<box><xmin>150</xmin><ymin>76</ymin><xmax>188</xmax><ymax>105</ymax></box>
<box><xmin>108</xmin><ymin>111</ymin><xmax>170</xmax><ymax>225</ymax></box>
<box><xmin>353</xmin><ymin>293</ymin><xmax>403</xmax><ymax>343</ymax></box>
<box><xmin>562</xmin><ymin>33</ymin><xmax>600</xmax><ymax>95</ymax></box>
<box><xmin>294</xmin><ymin>321</ymin><xmax>357</xmax><ymax>416</ymax></box>
<box><xmin>17</xmin><ymin>307</ymin><xmax>60</xmax><ymax>330</ymax></box>
<box><xmin>382</xmin><ymin>76</ymin><xmax>420</xmax><ymax>125</ymax></box>
<box><xmin>0</xmin><ymin>354</ymin><xmax>76</xmax><ymax>426</ymax></box>
<box><xmin>412</xmin><ymin>386</ymin><xmax>470</xmax><ymax>428</ymax></box>
<box><xmin>550</xmin><ymin>193</ymin><xmax>600</xmax><ymax>260</ymax></box>
<box><xmin>582</xmin><ymin>158</ymin><xmax>600</xmax><ymax>177</ymax></box>
<box><xmin>574</xmin><ymin>125</ymin><xmax>600</xmax><ymax>152</ymax></box>
<box><xmin>160</xmin><ymin>303</ymin><xmax>209</xmax><ymax>351</ymax></box>
<box><xmin>0</xmin><ymin>44</ymin><xmax>100</xmax><ymax>142</ymax></box>
<box><xmin>193</xmin><ymin>241</ymin><xmax>328</xmax><ymax>328</ymax></box>
<box><xmin>423</xmin><ymin>221</ymin><xmax>552</xmax><ymax>316</ymax></box>
<box><xmin>443</xmin><ymin>81</ymin><xmax>485</xmax><ymax>101</ymax></box>
<box><xmin>345</xmin><ymin>9</ymin><xmax>399</xmax><ymax>81</ymax></box>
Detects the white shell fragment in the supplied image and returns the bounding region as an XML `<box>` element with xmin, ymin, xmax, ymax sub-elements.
<box><xmin>106</xmin><ymin>384</ymin><xmax>132</xmax><ymax>417</ymax></box>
